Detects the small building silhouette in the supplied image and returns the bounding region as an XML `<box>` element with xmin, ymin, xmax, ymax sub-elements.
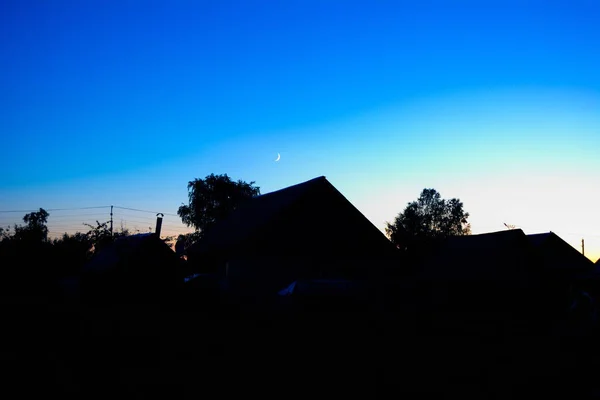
<box><xmin>527</xmin><ymin>232</ymin><xmax>594</xmax><ymax>272</ymax></box>
<box><xmin>81</xmin><ymin>233</ymin><xmax>181</xmax><ymax>304</ymax></box>
<box><xmin>415</xmin><ymin>229</ymin><xmax>540</xmax><ymax>315</ymax></box>
<box><xmin>527</xmin><ymin>232</ymin><xmax>595</xmax><ymax>303</ymax></box>
<box><xmin>408</xmin><ymin>229</ymin><xmax>597</xmax><ymax>335</ymax></box>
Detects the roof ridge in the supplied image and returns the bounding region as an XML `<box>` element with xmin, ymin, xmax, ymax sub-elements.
<box><xmin>258</xmin><ymin>176</ymin><xmax>327</xmax><ymax>198</ymax></box>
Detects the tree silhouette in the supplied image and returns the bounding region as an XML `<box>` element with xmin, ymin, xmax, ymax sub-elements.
<box><xmin>13</xmin><ymin>208</ymin><xmax>50</xmax><ymax>242</ymax></box>
<box><xmin>386</xmin><ymin>188</ymin><xmax>471</xmax><ymax>249</ymax></box>
<box><xmin>83</xmin><ymin>220</ymin><xmax>129</xmax><ymax>254</ymax></box>
<box><xmin>177</xmin><ymin>173</ymin><xmax>260</xmax><ymax>237</ymax></box>
<box><xmin>0</xmin><ymin>209</ymin><xmax>53</xmax><ymax>293</ymax></box>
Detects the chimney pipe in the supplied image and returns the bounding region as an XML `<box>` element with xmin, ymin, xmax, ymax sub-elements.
<box><xmin>155</xmin><ymin>213</ymin><xmax>164</xmax><ymax>237</ymax></box>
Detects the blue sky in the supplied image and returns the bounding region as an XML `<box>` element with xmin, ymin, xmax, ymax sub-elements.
<box><xmin>1</xmin><ymin>0</ymin><xmax>599</xmax><ymax>260</ymax></box>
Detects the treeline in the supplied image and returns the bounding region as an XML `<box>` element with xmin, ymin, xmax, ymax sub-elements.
<box><xmin>0</xmin><ymin>208</ymin><xmax>137</xmax><ymax>298</ymax></box>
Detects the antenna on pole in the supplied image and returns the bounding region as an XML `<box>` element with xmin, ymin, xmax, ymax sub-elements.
<box><xmin>582</xmin><ymin>238</ymin><xmax>585</xmax><ymax>256</ymax></box>
<box><xmin>110</xmin><ymin>205</ymin><xmax>113</xmax><ymax>236</ymax></box>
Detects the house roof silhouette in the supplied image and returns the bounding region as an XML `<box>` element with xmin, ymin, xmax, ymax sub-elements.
<box><xmin>84</xmin><ymin>233</ymin><xmax>178</xmax><ymax>275</ymax></box>
<box><xmin>417</xmin><ymin>229</ymin><xmax>538</xmax><ymax>282</ymax></box>
<box><xmin>415</xmin><ymin>229</ymin><xmax>594</xmax><ymax>285</ymax></box>
<box><xmin>187</xmin><ymin>176</ymin><xmax>398</xmax><ymax>261</ymax></box>
<box><xmin>527</xmin><ymin>231</ymin><xmax>594</xmax><ymax>273</ymax></box>
<box><xmin>81</xmin><ymin>233</ymin><xmax>181</xmax><ymax>303</ymax></box>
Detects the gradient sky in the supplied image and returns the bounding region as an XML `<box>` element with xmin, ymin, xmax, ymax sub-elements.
<box><xmin>1</xmin><ymin>0</ymin><xmax>599</xmax><ymax>261</ymax></box>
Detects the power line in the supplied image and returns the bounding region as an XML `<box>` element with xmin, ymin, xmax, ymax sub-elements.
<box><xmin>113</xmin><ymin>206</ymin><xmax>179</xmax><ymax>217</ymax></box>
<box><xmin>36</xmin><ymin>212</ymin><xmax>109</xmax><ymax>218</ymax></box>
<box><xmin>0</xmin><ymin>205</ymin><xmax>180</xmax><ymax>218</ymax></box>
<box><xmin>112</xmin><ymin>211</ymin><xmax>180</xmax><ymax>219</ymax></box>
<box><xmin>0</xmin><ymin>206</ymin><xmax>111</xmax><ymax>213</ymax></box>
<box><xmin>117</xmin><ymin>218</ymin><xmax>160</xmax><ymax>226</ymax></box>
<box><xmin>113</xmin><ymin>214</ymin><xmax>186</xmax><ymax>223</ymax></box>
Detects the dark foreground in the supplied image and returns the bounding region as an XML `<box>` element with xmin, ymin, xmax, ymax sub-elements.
<box><xmin>3</xmin><ymin>292</ymin><xmax>600</xmax><ymax>400</ymax></box>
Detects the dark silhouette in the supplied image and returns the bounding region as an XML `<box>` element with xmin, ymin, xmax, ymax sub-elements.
<box><xmin>51</xmin><ymin>232</ymin><xmax>93</xmax><ymax>277</ymax></box>
<box><xmin>12</xmin><ymin>207</ymin><xmax>49</xmax><ymax>242</ymax></box>
<box><xmin>80</xmin><ymin>232</ymin><xmax>182</xmax><ymax>304</ymax></box>
<box><xmin>2</xmin><ymin>178</ymin><xmax>600</xmax><ymax>398</ymax></box>
<box><xmin>528</xmin><ymin>232</ymin><xmax>598</xmax><ymax>332</ymax></box>
<box><xmin>83</xmin><ymin>220</ymin><xmax>129</xmax><ymax>254</ymax></box>
<box><xmin>0</xmin><ymin>209</ymin><xmax>136</xmax><ymax>301</ymax></box>
<box><xmin>384</xmin><ymin>228</ymin><xmax>599</xmax><ymax>397</ymax></box>
<box><xmin>177</xmin><ymin>173</ymin><xmax>261</xmax><ymax>247</ymax></box>
<box><xmin>386</xmin><ymin>188</ymin><xmax>471</xmax><ymax>251</ymax></box>
<box><xmin>0</xmin><ymin>208</ymin><xmax>54</xmax><ymax>297</ymax></box>
<box><xmin>185</xmin><ymin>176</ymin><xmax>400</xmax><ymax>306</ymax></box>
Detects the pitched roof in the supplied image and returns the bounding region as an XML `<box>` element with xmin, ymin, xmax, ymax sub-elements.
<box><xmin>187</xmin><ymin>176</ymin><xmax>397</xmax><ymax>258</ymax></box>
<box><xmin>527</xmin><ymin>232</ymin><xmax>594</xmax><ymax>272</ymax></box>
<box><xmin>418</xmin><ymin>229</ymin><xmax>538</xmax><ymax>281</ymax></box>
<box><xmin>84</xmin><ymin>233</ymin><xmax>177</xmax><ymax>274</ymax></box>
<box><xmin>188</xmin><ymin>176</ymin><xmax>323</xmax><ymax>254</ymax></box>
<box><xmin>418</xmin><ymin>229</ymin><xmax>595</xmax><ymax>283</ymax></box>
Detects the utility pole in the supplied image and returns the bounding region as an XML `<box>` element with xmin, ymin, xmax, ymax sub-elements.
<box><xmin>110</xmin><ymin>205</ymin><xmax>113</xmax><ymax>236</ymax></box>
<box><xmin>582</xmin><ymin>238</ymin><xmax>585</xmax><ymax>256</ymax></box>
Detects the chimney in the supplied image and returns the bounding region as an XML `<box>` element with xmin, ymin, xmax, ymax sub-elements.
<box><xmin>155</xmin><ymin>213</ymin><xmax>164</xmax><ymax>237</ymax></box>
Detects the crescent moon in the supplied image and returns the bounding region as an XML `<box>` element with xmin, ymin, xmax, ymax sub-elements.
<box><xmin>275</xmin><ymin>153</ymin><xmax>281</xmax><ymax>162</ymax></box>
